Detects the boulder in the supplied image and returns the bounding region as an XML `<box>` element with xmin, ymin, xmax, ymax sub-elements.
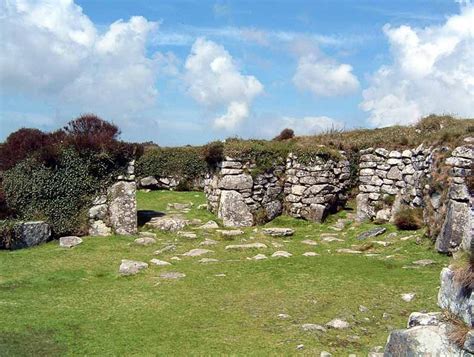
<box><xmin>464</xmin><ymin>330</ymin><xmax>474</xmax><ymax>353</ymax></box>
<box><xmin>134</xmin><ymin>237</ymin><xmax>156</xmax><ymax>246</ymax></box>
<box><xmin>217</xmin><ymin>229</ymin><xmax>244</xmax><ymax>237</ymax></box>
<box><xmin>262</xmin><ymin>228</ymin><xmax>295</xmax><ymax>237</ymax></box>
<box><xmin>182</xmin><ymin>248</ymin><xmax>213</xmax><ymax>257</ymax></box>
<box><xmin>384</xmin><ymin>324</ymin><xmax>463</xmax><ymax>355</ymax></box>
<box><xmin>59</xmin><ymin>236</ymin><xmax>82</xmax><ymax>248</ymax></box>
<box><xmin>436</xmin><ymin>200</ymin><xmax>471</xmax><ymax>253</ymax></box>
<box><xmin>218</xmin><ymin>174</ymin><xmax>253</xmax><ymax>190</ymax></box>
<box><xmin>147</xmin><ymin>216</ymin><xmax>188</xmax><ymax>232</ymax></box>
<box><xmin>356</xmin><ymin>193</ymin><xmax>374</xmax><ymax>221</ymax></box>
<box><xmin>407</xmin><ymin>312</ymin><xmax>441</xmax><ymax>328</ymax></box>
<box><xmin>301</xmin><ymin>204</ymin><xmax>327</xmax><ymax>223</ymax></box>
<box><xmin>150</xmin><ymin>259</ymin><xmax>171</xmax><ymax>266</ymax></box>
<box><xmin>357</xmin><ymin>227</ymin><xmax>386</xmax><ymax>240</ymax></box>
<box><xmin>326</xmin><ymin>318</ymin><xmax>350</xmax><ymax>329</ymax></box>
<box><xmin>89</xmin><ymin>220</ymin><xmax>112</xmax><ymax>236</ymax></box>
<box><xmin>198</xmin><ymin>220</ymin><xmax>219</xmax><ymax>229</ymax></box>
<box><xmin>438</xmin><ymin>267</ymin><xmax>473</xmax><ymax>327</ymax></box>
<box><xmin>264</xmin><ymin>200</ymin><xmax>282</xmax><ymax>221</ymax></box>
<box><xmin>218</xmin><ymin>190</ymin><xmax>254</xmax><ymax>227</ymax></box>
<box><xmin>140</xmin><ymin>176</ymin><xmax>158</xmax><ymax>188</ymax></box>
<box><xmin>250</xmin><ymin>253</ymin><xmax>267</xmax><ymax>260</ymax></box>
<box><xmin>119</xmin><ymin>260</ymin><xmax>148</xmax><ymax>276</ymax></box>
<box><xmin>225</xmin><ymin>243</ymin><xmax>267</xmax><ymax>250</ymax></box>
<box><xmin>6</xmin><ymin>221</ymin><xmax>51</xmax><ymax>250</ymax></box>
<box><xmin>271</xmin><ymin>251</ymin><xmax>292</xmax><ymax>258</ymax></box>
<box><xmin>177</xmin><ymin>231</ymin><xmax>197</xmax><ymax>239</ymax></box>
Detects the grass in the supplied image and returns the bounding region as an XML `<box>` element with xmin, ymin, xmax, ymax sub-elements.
<box><xmin>0</xmin><ymin>191</ymin><xmax>450</xmax><ymax>355</ymax></box>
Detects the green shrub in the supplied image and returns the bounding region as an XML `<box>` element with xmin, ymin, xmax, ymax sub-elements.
<box><xmin>394</xmin><ymin>207</ymin><xmax>424</xmax><ymax>230</ymax></box>
<box><xmin>0</xmin><ymin>220</ymin><xmax>19</xmax><ymax>249</ymax></box>
<box><xmin>203</xmin><ymin>141</ymin><xmax>224</xmax><ymax>169</ymax></box>
<box><xmin>2</xmin><ymin>149</ymin><xmax>121</xmax><ymax>237</ymax></box>
<box><xmin>136</xmin><ymin>146</ymin><xmax>208</xmax><ymax>182</ymax></box>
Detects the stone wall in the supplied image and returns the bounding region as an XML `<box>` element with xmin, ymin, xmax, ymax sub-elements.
<box><xmin>139</xmin><ymin>175</ymin><xmax>205</xmax><ymax>191</ymax></box>
<box><xmin>356</xmin><ymin>146</ymin><xmax>433</xmax><ymax>222</ymax></box>
<box><xmin>88</xmin><ymin>161</ymin><xmax>137</xmax><ymax>236</ymax></box>
<box><xmin>435</xmin><ymin>144</ymin><xmax>473</xmax><ymax>253</ymax></box>
<box><xmin>204</xmin><ymin>152</ymin><xmax>350</xmax><ymax>227</ymax></box>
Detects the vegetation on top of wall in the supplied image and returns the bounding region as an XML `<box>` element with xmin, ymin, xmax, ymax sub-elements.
<box><xmin>136</xmin><ymin>146</ymin><xmax>208</xmax><ymax>180</ymax></box>
<box><xmin>0</xmin><ymin>114</ymin><xmax>141</xmax><ymax>236</ymax></box>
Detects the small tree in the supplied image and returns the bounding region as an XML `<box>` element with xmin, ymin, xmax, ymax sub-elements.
<box><xmin>273</xmin><ymin>128</ymin><xmax>295</xmax><ymax>141</ymax></box>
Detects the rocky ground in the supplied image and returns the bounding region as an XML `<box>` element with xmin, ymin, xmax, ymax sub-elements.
<box><xmin>0</xmin><ymin>191</ymin><xmax>451</xmax><ymax>355</ymax></box>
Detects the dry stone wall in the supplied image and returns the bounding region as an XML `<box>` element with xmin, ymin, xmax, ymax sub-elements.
<box><xmin>204</xmin><ymin>153</ymin><xmax>350</xmax><ymax>227</ymax></box>
<box><xmin>88</xmin><ymin>161</ymin><xmax>137</xmax><ymax>236</ymax></box>
<box><xmin>139</xmin><ymin>175</ymin><xmax>205</xmax><ymax>191</ymax></box>
<box><xmin>356</xmin><ymin>146</ymin><xmax>433</xmax><ymax>222</ymax></box>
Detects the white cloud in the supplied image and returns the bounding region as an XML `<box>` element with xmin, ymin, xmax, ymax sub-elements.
<box><xmin>184</xmin><ymin>37</ymin><xmax>263</xmax><ymax>130</ymax></box>
<box><xmin>361</xmin><ymin>4</ymin><xmax>474</xmax><ymax>127</ymax></box>
<box><xmin>293</xmin><ymin>54</ymin><xmax>360</xmax><ymax>96</ymax></box>
<box><xmin>261</xmin><ymin>115</ymin><xmax>344</xmax><ymax>138</ymax></box>
<box><xmin>0</xmin><ymin>0</ymin><xmax>161</xmax><ymax>119</ymax></box>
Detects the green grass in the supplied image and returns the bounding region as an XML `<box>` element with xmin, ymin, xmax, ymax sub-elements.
<box><xmin>0</xmin><ymin>191</ymin><xmax>449</xmax><ymax>356</ymax></box>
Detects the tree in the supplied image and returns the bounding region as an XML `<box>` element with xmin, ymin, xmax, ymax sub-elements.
<box><xmin>273</xmin><ymin>128</ymin><xmax>295</xmax><ymax>141</ymax></box>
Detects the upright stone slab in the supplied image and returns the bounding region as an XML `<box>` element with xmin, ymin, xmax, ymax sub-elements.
<box><xmin>218</xmin><ymin>190</ymin><xmax>254</xmax><ymax>227</ymax></box>
<box><xmin>435</xmin><ymin>200</ymin><xmax>471</xmax><ymax>253</ymax></box>
<box><xmin>108</xmin><ymin>181</ymin><xmax>137</xmax><ymax>235</ymax></box>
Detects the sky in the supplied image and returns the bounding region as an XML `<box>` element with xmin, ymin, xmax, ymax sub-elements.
<box><xmin>0</xmin><ymin>0</ymin><xmax>473</xmax><ymax>146</ymax></box>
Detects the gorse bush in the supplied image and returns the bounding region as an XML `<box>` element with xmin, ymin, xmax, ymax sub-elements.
<box><xmin>394</xmin><ymin>207</ymin><xmax>424</xmax><ymax>231</ymax></box>
<box><xmin>273</xmin><ymin>128</ymin><xmax>294</xmax><ymax>141</ymax></box>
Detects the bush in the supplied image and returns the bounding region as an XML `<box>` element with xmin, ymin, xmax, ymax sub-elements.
<box><xmin>2</xmin><ymin>148</ymin><xmax>122</xmax><ymax>237</ymax></box>
<box><xmin>0</xmin><ymin>220</ymin><xmax>18</xmax><ymax>249</ymax></box>
<box><xmin>273</xmin><ymin>128</ymin><xmax>294</xmax><ymax>141</ymax></box>
<box><xmin>203</xmin><ymin>141</ymin><xmax>224</xmax><ymax>169</ymax></box>
<box><xmin>394</xmin><ymin>207</ymin><xmax>424</xmax><ymax>230</ymax></box>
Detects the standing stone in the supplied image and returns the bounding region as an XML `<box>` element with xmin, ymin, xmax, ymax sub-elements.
<box><xmin>108</xmin><ymin>181</ymin><xmax>137</xmax><ymax>235</ymax></box>
<box><xmin>435</xmin><ymin>200</ymin><xmax>470</xmax><ymax>253</ymax></box>
<box><xmin>218</xmin><ymin>190</ymin><xmax>254</xmax><ymax>227</ymax></box>
<box><xmin>356</xmin><ymin>193</ymin><xmax>374</xmax><ymax>221</ymax></box>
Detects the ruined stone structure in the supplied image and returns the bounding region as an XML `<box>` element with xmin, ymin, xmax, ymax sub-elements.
<box><xmin>139</xmin><ymin>175</ymin><xmax>205</xmax><ymax>191</ymax></box>
<box><xmin>88</xmin><ymin>161</ymin><xmax>137</xmax><ymax>236</ymax></box>
<box><xmin>204</xmin><ymin>152</ymin><xmax>350</xmax><ymax>227</ymax></box>
<box><xmin>355</xmin><ymin>146</ymin><xmax>433</xmax><ymax>222</ymax></box>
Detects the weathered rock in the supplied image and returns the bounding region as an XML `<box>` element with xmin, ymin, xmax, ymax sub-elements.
<box><xmin>218</xmin><ymin>190</ymin><xmax>254</xmax><ymax>227</ymax></box>
<box><xmin>89</xmin><ymin>220</ymin><xmax>112</xmax><ymax>236</ymax></box>
<box><xmin>357</xmin><ymin>227</ymin><xmax>386</xmax><ymax>240</ymax></box>
<box><xmin>59</xmin><ymin>236</ymin><xmax>82</xmax><ymax>248</ymax></box>
<box><xmin>167</xmin><ymin>202</ymin><xmax>193</xmax><ymax>210</ymax></box>
<box><xmin>301</xmin><ymin>323</ymin><xmax>326</xmax><ymax>332</ymax></box>
<box><xmin>139</xmin><ymin>231</ymin><xmax>157</xmax><ymax>238</ymax></box>
<box><xmin>407</xmin><ymin>312</ymin><xmax>441</xmax><ymax>328</ymax></box>
<box><xmin>272</xmin><ymin>250</ymin><xmax>292</xmax><ymax>258</ymax></box>
<box><xmin>356</xmin><ymin>193</ymin><xmax>374</xmax><ymax>221</ymax></box>
<box><xmin>401</xmin><ymin>293</ymin><xmax>416</xmax><ymax>302</ymax></box>
<box><xmin>326</xmin><ymin>318</ymin><xmax>350</xmax><ymax>329</ymax></box>
<box><xmin>6</xmin><ymin>221</ymin><xmax>51</xmax><ymax>250</ymax></box>
<box><xmin>154</xmin><ymin>244</ymin><xmax>176</xmax><ymax>255</ymax></box>
<box><xmin>249</xmin><ymin>253</ymin><xmax>267</xmax><ymax>260</ymax></box>
<box><xmin>384</xmin><ymin>324</ymin><xmax>463</xmax><ymax>355</ymax></box>
<box><xmin>108</xmin><ymin>181</ymin><xmax>137</xmax><ymax>235</ymax></box>
<box><xmin>436</xmin><ymin>200</ymin><xmax>471</xmax><ymax>253</ymax></box>
<box><xmin>412</xmin><ymin>259</ymin><xmax>435</xmax><ymax>267</ymax></box>
<box><xmin>225</xmin><ymin>243</ymin><xmax>267</xmax><ymax>250</ymax></box>
<box><xmin>198</xmin><ymin>258</ymin><xmax>219</xmax><ymax>263</ymax></box>
<box><xmin>218</xmin><ymin>174</ymin><xmax>253</xmax><ymax>190</ymax></box>
<box><xmin>264</xmin><ymin>200</ymin><xmax>282</xmax><ymax>221</ymax></box>
<box><xmin>147</xmin><ymin>216</ymin><xmax>188</xmax><ymax>232</ymax></box>
<box><xmin>302</xmin><ymin>252</ymin><xmax>319</xmax><ymax>256</ymax></box>
<box><xmin>119</xmin><ymin>260</ymin><xmax>148</xmax><ymax>275</ymax></box>
<box><xmin>301</xmin><ymin>239</ymin><xmax>318</xmax><ymax>246</ymax></box>
<box><xmin>337</xmin><ymin>249</ymin><xmax>362</xmax><ymax>254</ymax></box>
<box><xmin>198</xmin><ymin>220</ymin><xmax>219</xmax><ymax>229</ymax></box>
<box><xmin>89</xmin><ymin>204</ymin><xmax>108</xmax><ymax>220</ymax></box>
<box><xmin>182</xmin><ymin>249</ymin><xmax>213</xmax><ymax>257</ymax></box>
<box><xmin>217</xmin><ymin>229</ymin><xmax>244</xmax><ymax>237</ymax></box>
<box><xmin>262</xmin><ymin>228</ymin><xmax>294</xmax><ymax>237</ymax></box>
<box><xmin>464</xmin><ymin>330</ymin><xmax>474</xmax><ymax>353</ymax></box>
<box><xmin>150</xmin><ymin>259</ymin><xmax>171</xmax><ymax>266</ymax></box>
<box><xmin>177</xmin><ymin>231</ymin><xmax>197</xmax><ymax>239</ymax></box>
<box><xmin>140</xmin><ymin>176</ymin><xmax>158</xmax><ymax>187</ymax></box>
<box><xmin>438</xmin><ymin>267</ymin><xmax>473</xmax><ymax>326</ymax></box>
<box><xmin>301</xmin><ymin>204</ymin><xmax>327</xmax><ymax>222</ymax></box>
<box><xmin>134</xmin><ymin>237</ymin><xmax>156</xmax><ymax>246</ymax></box>
<box><xmin>200</xmin><ymin>239</ymin><xmax>218</xmax><ymax>246</ymax></box>
<box><xmin>160</xmin><ymin>272</ymin><xmax>185</xmax><ymax>279</ymax></box>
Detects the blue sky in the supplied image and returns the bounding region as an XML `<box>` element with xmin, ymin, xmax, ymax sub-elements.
<box><xmin>1</xmin><ymin>0</ymin><xmax>472</xmax><ymax>145</ymax></box>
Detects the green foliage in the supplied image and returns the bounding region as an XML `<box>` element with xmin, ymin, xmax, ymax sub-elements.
<box><xmin>394</xmin><ymin>207</ymin><xmax>424</xmax><ymax>231</ymax></box>
<box><xmin>0</xmin><ymin>219</ymin><xmax>19</xmax><ymax>249</ymax></box>
<box><xmin>202</xmin><ymin>141</ymin><xmax>224</xmax><ymax>169</ymax></box>
<box><xmin>136</xmin><ymin>147</ymin><xmax>208</xmax><ymax>183</ymax></box>
<box><xmin>2</xmin><ymin>149</ymin><xmax>123</xmax><ymax>236</ymax></box>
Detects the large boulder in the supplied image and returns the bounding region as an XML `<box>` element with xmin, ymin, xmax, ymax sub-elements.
<box><xmin>146</xmin><ymin>215</ymin><xmax>188</xmax><ymax>231</ymax></box>
<box><xmin>218</xmin><ymin>174</ymin><xmax>253</xmax><ymax>190</ymax></box>
<box><xmin>140</xmin><ymin>176</ymin><xmax>159</xmax><ymax>188</ymax></box>
<box><xmin>108</xmin><ymin>181</ymin><xmax>137</xmax><ymax>235</ymax></box>
<box><xmin>435</xmin><ymin>200</ymin><xmax>471</xmax><ymax>253</ymax></box>
<box><xmin>438</xmin><ymin>267</ymin><xmax>473</xmax><ymax>327</ymax></box>
<box><xmin>218</xmin><ymin>190</ymin><xmax>254</xmax><ymax>227</ymax></box>
<box><xmin>384</xmin><ymin>324</ymin><xmax>464</xmax><ymax>356</ymax></box>
<box><xmin>3</xmin><ymin>221</ymin><xmax>51</xmax><ymax>250</ymax></box>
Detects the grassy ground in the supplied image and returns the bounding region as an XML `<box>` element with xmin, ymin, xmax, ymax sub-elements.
<box><xmin>0</xmin><ymin>191</ymin><xmax>449</xmax><ymax>356</ymax></box>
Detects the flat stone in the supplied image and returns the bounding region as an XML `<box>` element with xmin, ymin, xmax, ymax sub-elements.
<box><xmin>326</xmin><ymin>318</ymin><xmax>350</xmax><ymax>329</ymax></box>
<box><xmin>147</xmin><ymin>216</ymin><xmax>188</xmax><ymax>232</ymax></box>
<box><xmin>249</xmin><ymin>253</ymin><xmax>267</xmax><ymax>260</ymax></box>
<box><xmin>170</xmin><ymin>256</ymin><xmax>181</xmax><ymax>261</ymax></box>
<box><xmin>412</xmin><ymin>259</ymin><xmax>435</xmax><ymax>267</ymax></box>
<box><xmin>262</xmin><ymin>228</ymin><xmax>295</xmax><ymax>237</ymax></box>
<box><xmin>225</xmin><ymin>243</ymin><xmax>267</xmax><ymax>250</ymax></box>
<box><xmin>372</xmin><ymin>240</ymin><xmax>391</xmax><ymax>247</ymax></box>
<box><xmin>182</xmin><ymin>248</ymin><xmax>213</xmax><ymax>257</ymax></box>
<box><xmin>322</xmin><ymin>237</ymin><xmax>344</xmax><ymax>243</ymax></box>
<box><xmin>301</xmin><ymin>323</ymin><xmax>327</xmax><ymax>332</ymax></box>
<box><xmin>154</xmin><ymin>244</ymin><xmax>176</xmax><ymax>255</ymax></box>
<box><xmin>139</xmin><ymin>231</ymin><xmax>157</xmax><ymax>238</ymax></box>
<box><xmin>167</xmin><ymin>202</ymin><xmax>192</xmax><ymax>210</ymax></box>
<box><xmin>401</xmin><ymin>293</ymin><xmax>416</xmax><ymax>302</ymax></box>
<box><xmin>337</xmin><ymin>249</ymin><xmax>362</xmax><ymax>254</ymax></box>
<box><xmin>278</xmin><ymin>313</ymin><xmax>290</xmax><ymax>319</ymax></box>
<box><xmin>177</xmin><ymin>231</ymin><xmax>197</xmax><ymax>239</ymax></box>
<box><xmin>357</xmin><ymin>227</ymin><xmax>386</xmax><ymax>240</ymax></box>
<box><xmin>271</xmin><ymin>250</ymin><xmax>292</xmax><ymax>258</ymax></box>
<box><xmin>59</xmin><ymin>236</ymin><xmax>82</xmax><ymax>248</ymax></box>
<box><xmin>149</xmin><ymin>259</ymin><xmax>171</xmax><ymax>266</ymax></box>
<box><xmin>303</xmin><ymin>252</ymin><xmax>320</xmax><ymax>257</ymax></box>
<box><xmin>217</xmin><ymin>229</ymin><xmax>244</xmax><ymax>237</ymax></box>
<box><xmin>160</xmin><ymin>272</ymin><xmax>185</xmax><ymax>279</ymax></box>
<box><xmin>119</xmin><ymin>260</ymin><xmax>148</xmax><ymax>276</ymax></box>
<box><xmin>200</xmin><ymin>239</ymin><xmax>218</xmax><ymax>246</ymax></box>
<box><xmin>198</xmin><ymin>258</ymin><xmax>219</xmax><ymax>263</ymax></box>
<box><xmin>198</xmin><ymin>220</ymin><xmax>219</xmax><ymax>229</ymax></box>
<box><xmin>134</xmin><ymin>237</ymin><xmax>156</xmax><ymax>246</ymax></box>
<box><xmin>301</xmin><ymin>239</ymin><xmax>318</xmax><ymax>246</ymax></box>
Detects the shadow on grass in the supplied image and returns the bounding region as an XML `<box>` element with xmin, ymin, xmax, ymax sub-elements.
<box><xmin>137</xmin><ymin>210</ymin><xmax>165</xmax><ymax>227</ymax></box>
<box><xmin>0</xmin><ymin>327</ymin><xmax>66</xmax><ymax>356</ymax></box>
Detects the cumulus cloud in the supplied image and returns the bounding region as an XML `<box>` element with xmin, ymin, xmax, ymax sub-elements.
<box><xmin>0</xmin><ymin>0</ymin><xmax>160</xmax><ymax>119</ymax></box>
<box><xmin>293</xmin><ymin>54</ymin><xmax>360</xmax><ymax>96</ymax></box>
<box><xmin>184</xmin><ymin>37</ymin><xmax>263</xmax><ymax>130</ymax></box>
<box><xmin>360</xmin><ymin>4</ymin><xmax>474</xmax><ymax>126</ymax></box>
<box><xmin>260</xmin><ymin>115</ymin><xmax>344</xmax><ymax>138</ymax></box>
